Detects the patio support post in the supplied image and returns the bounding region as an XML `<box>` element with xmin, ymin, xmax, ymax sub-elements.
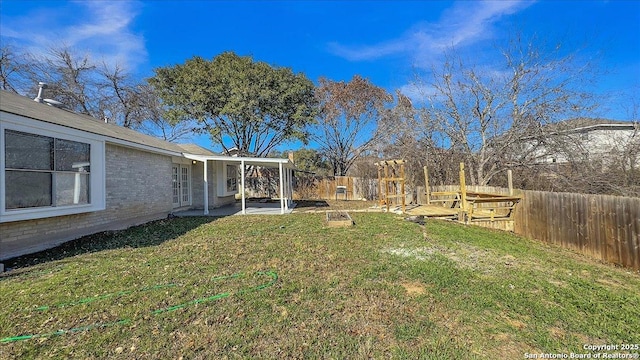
<box><xmin>241</xmin><ymin>160</ymin><xmax>246</xmax><ymax>215</ymax></box>
<box><xmin>279</xmin><ymin>162</ymin><xmax>285</xmax><ymax>214</ymax></box>
<box><xmin>203</xmin><ymin>160</ymin><xmax>209</xmax><ymax>215</ymax></box>
<box><xmin>284</xmin><ymin>167</ymin><xmax>289</xmax><ymax>211</ymax></box>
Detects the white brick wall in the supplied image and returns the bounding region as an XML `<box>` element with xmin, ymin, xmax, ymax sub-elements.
<box><xmin>0</xmin><ymin>143</ymin><xmax>173</xmax><ymax>260</ymax></box>
<box><xmin>191</xmin><ymin>160</ymin><xmax>235</xmax><ymax>209</ymax></box>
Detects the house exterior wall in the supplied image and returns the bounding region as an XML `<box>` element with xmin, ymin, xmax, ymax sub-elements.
<box><xmin>0</xmin><ymin>143</ymin><xmax>173</xmax><ymax>260</ymax></box>
<box><xmin>191</xmin><ymin>161</ymin><xmax>209</xmax><ymax>208</ymax></box>
<box><xmin>584</xmin><ymin>129</ymin><xmax>637</xmax><ymax>159</ymax></box>
<box><xmin>191</xmin><ymin>160</ymin><xmax>235</xmax><ymax>209</ymax></box>
<box><xmin>528</xmin><ymin>128</ymin><xmax>638</xmax><ymax>164</ymax></box>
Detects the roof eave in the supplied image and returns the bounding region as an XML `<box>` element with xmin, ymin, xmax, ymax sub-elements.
<box><xmin>182</xmin><ymin>154</ymin><xmax>296</xmax><ymax>169</ymax></box>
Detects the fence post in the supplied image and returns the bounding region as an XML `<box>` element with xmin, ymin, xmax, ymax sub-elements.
<box><xmin>377</xmin><ymin>164</ymin><xmax>383</xmax><ymax>208</ymax></box>
<box><xmin>384</xmin><ymin>164</ymin><xmax>390</xmax><ymax>212</ymax></box>
<box><xmin>508</xmin><ymin>170</ymin><xmax>513</xmax><ymax>196</ymax></box>
<box><xmin>424</xmin><ymin>166</ymin><xmax>431</xmax><ymax>205</ymax></box>
<box><xmin>458</xmin><ymin>162</ymin><xmax>468</xmax><ymax>223</ymax></box>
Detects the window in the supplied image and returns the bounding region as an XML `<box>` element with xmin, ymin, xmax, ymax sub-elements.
<box><xmin>5</xmin><ymin>130</ymin><xmax>90</xmax><ymax>209</ymax></box>
<box><xmin>1</xmin><ymin>113</ymin><xmax>105</xmax><ymax>223</ymax></box>
<box><xmin>226</xmin><ymin>164</ymin><xmax>237</xmax><ymax>193</ymax></box>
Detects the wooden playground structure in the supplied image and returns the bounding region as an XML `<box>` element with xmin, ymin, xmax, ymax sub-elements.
<box><xmin>377</xmin><ymin>161</ymin><xmax>521</xmax><ymax>226</ymax></box>
<box><xmin>376</xmin><ymin>160</ymin><xmax>407</xmax><ymax>213</ymax></box>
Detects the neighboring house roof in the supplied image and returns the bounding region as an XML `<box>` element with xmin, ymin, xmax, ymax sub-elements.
<box><xmin>0</xmin><ymin>90</ymin><xmax>216</xmax><ymax>156</ymax></box>
<box><xmin>543</xmin><ymin>118</ymin><xmax>638</xmax><ymax>134</ymax></box>
<box><xmin>510</xmin><ymin>118</ymin><xmax>638</xmax><ymax>143</ymax></box>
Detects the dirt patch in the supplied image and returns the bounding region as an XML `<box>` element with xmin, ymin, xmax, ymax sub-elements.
<box><xmin>595</xmin><ymin>277</ymin><xmax>624</xmax><ymax>288</ymax></box>
<box><xmin>401</xmin><ymin>282</ymin><xmax>428</xmax><ymax>296</ymax></box>
<box><xmin>493</xmin><ymin>341</ymin><xmax>537</xmax><ymax>360</ymax></box>
<box><xmin>327</xmin><ymin>211</ymin><xmax>351</xmax><ymax>221</ymax></box>
<box><xmin>381</xmin><ymin>245</ymin><xmax>505</xmax><ymax>274</ymax></box>
<box><xmin>548</xmin><ymin>326</ymin><xmax>567</xmax><ymax>339</ymax></box>
<box><xmin>502</xmin><ymin>255</ymin><xmax>517</xmax><ymax>267</ymax></box>
<box><xmin>506</xmin><ymin>318</ymin><xmax>527</xmax><ymax>330</ymax></box>
<box><xmin>382</xmin><ymin>247</ymin><xmax>438</xmax><ymax>261</ymax></box>
<box><xmin>492</xmin><ymin>333</ymin><xmax>511</xmax><ymax>341</ymax></box>
<box><xmin>548</xmin><ymin>279</ymin><xmax>567</xmax><ymax>287</ymax></box>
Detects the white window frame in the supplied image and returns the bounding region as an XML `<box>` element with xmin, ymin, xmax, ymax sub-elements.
<box><xmin>0</xmin><ymin>112</ymin><xmax>106</xmax><ymax>223</ymax></box>
<box><xmin>226</xmin><ymin>164</ymin><xmax>237</xmax><ymax>193</ymax></box>
<box><xmin>217</xmin><ymin>162</ymin><xmax>238</xmax><ymax>197</ymax></box>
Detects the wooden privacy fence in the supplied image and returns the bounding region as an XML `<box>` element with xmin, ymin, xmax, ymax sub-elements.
<box><xmin>514</xmin><ymin>190</ymin><xmax>640</xmax><ymax>271</ymax></box>
<box><xmin>311</xmin><ymin>176</ymin><xmax>378</xmax><ymax>201</ymax></box>
<box><xmin>424</xmin><ymin>185</ymin><xmax>640</xmax><ymax>270</ymax></box>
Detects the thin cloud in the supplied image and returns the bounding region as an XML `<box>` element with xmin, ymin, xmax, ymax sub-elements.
<box><xmin>398</xmin><ymin>63</ymin><xmax>514</xmax><ymax>106</ymax></box>
<box><xmin>0</xmin><ymin>1</ymin><xmax>146</xmax><ymax>71</ymax></box>
<box><xmin>328</xmin><ymin>0</ymin><xmax>534</xmax><ymax>63</ymax></box>
<box><xmin>399</xmin><ymin>83</ymin><xmax>439</xmax><ymax>105</ymax></box>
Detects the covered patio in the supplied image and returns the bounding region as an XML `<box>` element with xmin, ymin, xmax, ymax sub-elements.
<box><xmin>174</xmin><ymin>200</ymin><xmax>296</xmax><ymax>217</ymax></box>
<box><xmin>183</xmin><ymin>154</ymin><xmax>296</xmax><ymax>215</ymax></box>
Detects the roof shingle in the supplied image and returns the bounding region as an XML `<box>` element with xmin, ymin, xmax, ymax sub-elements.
<box><xmin>0</xmin><ymin>90</ymin><xmax>215</xmax><ymax>156</ymax></box>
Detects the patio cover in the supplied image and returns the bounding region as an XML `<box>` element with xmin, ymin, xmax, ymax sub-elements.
<box><xmin>182</xmin><ymin>154</ymin><xmax>295</xmax><ymax>215</ymax></box>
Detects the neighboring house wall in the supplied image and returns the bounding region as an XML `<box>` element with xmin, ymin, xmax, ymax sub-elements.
<box><xmin>528</xmin><ymin>126</ymin><xmax>638</xmax><ymax>165</ymax></box>
<box><xmin>583</xmin><ymin>128</ymin><xmax>636</xmax><ymax>157</ymax></box>
<box><xmin>0</xmin><ymin>143</ymin><xmax>173</xmax><ymax>260</ymax></box>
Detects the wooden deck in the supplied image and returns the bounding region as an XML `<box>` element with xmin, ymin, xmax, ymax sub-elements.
<box><xmin>405</xmin><ymin>204</ymin><xmax>459</xmax><ymax>218</ymax></box>
<box><xmin>411</xmin><ymin>164</ymin><xmax>521</xmax><ymax>231</ymax></box>
<box><xmin>405</xmin><ymin>191</ymin><xmax>521</xmax><ymax>222</ymax></box>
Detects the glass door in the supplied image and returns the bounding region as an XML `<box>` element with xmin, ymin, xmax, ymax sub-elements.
<box><xmin>172</xmin><ymin>165</ymin><xmax>191</xmax><ymax>208</ymax></box>
<box><xmin>172</xmin><ymin>165</ymin><xmax>180</xmax><ymax>207</ymax></box>
<box><xmin>180</xmin><ymin>166</ymin><xmax>190</xmax><ymax>205</ymax></box>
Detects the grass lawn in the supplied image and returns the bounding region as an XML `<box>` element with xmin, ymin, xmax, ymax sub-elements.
<box><xmin>1</xmin><ymin>213</ymin><xmax>639</xmax><ymax>359</ymax></box>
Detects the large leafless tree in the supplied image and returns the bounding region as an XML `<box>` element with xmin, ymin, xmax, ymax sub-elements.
<box><xmin>313</xmin><ymin>75</ymin><xmax>392</xmax><ymax>176</ymax></box>
<box><xmin>0</xmin><ymin>45</ymin><xmax>192</xmax><ymax>141</ymax></box>
<box><xmin>412</xmin><ymin>35</ymin><xmax>598</xmax><ymax>186</ymax></box>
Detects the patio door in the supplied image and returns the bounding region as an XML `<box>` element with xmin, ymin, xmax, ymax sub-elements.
<box><xmin>172</xmin><ymin>165</ymin><xmax>191</xmax><ymax>208</ymax></box>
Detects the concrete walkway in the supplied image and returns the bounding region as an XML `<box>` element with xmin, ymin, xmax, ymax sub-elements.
<box><xmin>173</xmin><ymin>201</ymin><xmax>296</xmax><ymax>217</ymax></box>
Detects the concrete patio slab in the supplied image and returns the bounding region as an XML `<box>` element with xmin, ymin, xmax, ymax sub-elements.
<box><xmin>173</xmin><ymin>201</ymin><xmax>295</xmax><ymax>217</ymax></box>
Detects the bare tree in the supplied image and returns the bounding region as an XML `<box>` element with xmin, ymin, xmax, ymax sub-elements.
<box><xmin>313</xmin><ymin>75</ymin><xmax>392</xmax><ymax>176</ymax></box>
<box><xmin>0</xmin><ymin>45</ymin><xmax>33</xmax><ymax>93</ymax></box>
<box><xmin>29</xmin><ymin>47</ymin><xmax>99</xmax><ymax>116</ymax></box>
<box><xmin>0</xmin><ymin>45</ymin><xmax>192</xmax><ymax>141</ymax></box>
<box><xmin>130</xmin><ymin>83</ymin><xmax>197</xmax><ymax>142</ymax></box>
<box><xmin>413</xmin><ymin>35</ymin><xmax>597</xmax><ymax>186</ymax></box>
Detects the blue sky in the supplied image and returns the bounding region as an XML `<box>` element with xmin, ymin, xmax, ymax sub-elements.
<box><xmin>1</xmin><ymin>0</ymin><xmax>639</xmax><ymax>150</ymax></box>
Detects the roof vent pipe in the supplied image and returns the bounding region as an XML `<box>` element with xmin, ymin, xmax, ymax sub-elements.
<box><xmin>34</xmin><ymin>82</ymin><xmax>47</xmax><ymax>103</ymax></box>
